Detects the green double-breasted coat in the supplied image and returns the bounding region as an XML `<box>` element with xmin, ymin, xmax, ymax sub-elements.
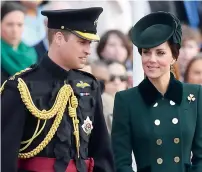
<box><xmin>111</xmin><ymin>74</ymin><xmax>202</xmax><ymax>172</ymax></box>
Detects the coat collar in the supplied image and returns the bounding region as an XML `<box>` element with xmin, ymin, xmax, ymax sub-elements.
<box><xmin>138</xmin><ymin>73</ymin><xmax>183</xmax><ymax>106</ymax></box>
<box><xmin>40</xmin><ymin>55</ymin><xmax>72</xmax><ymax>80</ymax></box>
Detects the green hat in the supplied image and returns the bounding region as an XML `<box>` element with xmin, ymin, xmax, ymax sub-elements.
<box><xmin>41</xmin><ymin>7</ymin><xmax>103</xmax><ymax>42</ymax></box>
<box><xmin>130</xmin><ymin>11</ymin><xmax>182</xmax><ymax>49</ymax></box>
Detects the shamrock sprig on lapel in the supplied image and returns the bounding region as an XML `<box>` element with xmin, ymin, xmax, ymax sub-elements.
<box><xmin>187</xmin><ymin>94</ymin><xmax>195</xmax><ymax>103</ymax></box>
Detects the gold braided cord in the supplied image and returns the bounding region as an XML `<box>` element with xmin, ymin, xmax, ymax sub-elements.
<box><xmin>20</xmin><ymin>119</ymin><xmax>47</xmax><ymax>152</ymax></box>
<box><xmin>20</xmin><ymin>119</ymin><xmax>41</xmax><ymax>152</ymax></box>
<box><xmin>0</xmin><ymin>80</ymin><xmax>7</xmax><ymax>94</ymax></box>
<box><xmin>17</xmin><ymin>78</ymin><xmax>72</xmax><ymax>120</ymax></box>
<box><xmin>17</xmin><ymin>78</ymin><xmax>80</xmax><ymax>159</ymax></box>
<box><xmin>9</xmin><ymin>68</ymin><xmax>32</xmax><ymax>81</ymax></box>
<box><xmin>0</xmin><ymin>68</ymin><xmax>31</xmax><ymax>95</ymax></box>
<box><xmin>21</xmin><ymin>120</ymin><xmax>47</xmax><ymax>144</ymax></box>
<box><xmin>19</xmin><ymin>104</ymin><xmax>66</xmax><ymax>159</ymax></box>
<box><xmin>69</xmin><ymin>94</ymin><xmax>80</xmax><ymax>158</ymax></box>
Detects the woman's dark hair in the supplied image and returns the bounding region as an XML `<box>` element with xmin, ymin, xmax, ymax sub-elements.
<box><xmin>167</xmin><ymin>41</ymin><xmax>180</xmax><ymax>60</ymax></box>
<box><xmin>96</xmin><ymin>30</ymin><xmax>131</xmax><ymax>61</ymax></box>
<box><xmin>138</xmin><ymin>39</ymin><xmax>180</xmax><ymax>60</ymax></box>
<box><xmin>1</xmin><ymin>1</ymin><xmax>25</xmax><ymax>21</ymax></box>
<box><xmin>184</xmin><ymin>54</ymin><xmax>202</xmax><ymax>82</ymax></box>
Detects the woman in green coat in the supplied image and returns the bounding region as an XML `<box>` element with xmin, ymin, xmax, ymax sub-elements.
<box><xmin>111</xmin><ymin>12</ymin><xmax>202</xmax><ymax>172</ymax></box>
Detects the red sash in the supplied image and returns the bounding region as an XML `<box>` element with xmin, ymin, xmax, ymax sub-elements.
<box><xmin>18</xmin><ymin>157</ymin><xmax>94</xmax><ymax>172</ymax></box>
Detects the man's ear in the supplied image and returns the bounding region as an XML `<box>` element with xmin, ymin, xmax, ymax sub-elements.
<box><xmin>55</xmin><ymin>32</ymin><xmax>63</xmax><ymax>46</ymax></box>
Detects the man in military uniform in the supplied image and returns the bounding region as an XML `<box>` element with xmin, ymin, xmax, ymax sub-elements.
<box><xmin>1</xmin><ymin>7</ymin><xmax>115</xmax><ymax>172</ymax></box>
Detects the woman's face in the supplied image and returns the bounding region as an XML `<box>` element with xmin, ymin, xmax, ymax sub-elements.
<box><xmin>187</xmin><ymin>59</ymin><xmax>202</xmax><ymax>85</ymax></box>
<box><xmin>101</xmin><ymin>33</ymin><xmax>128</xmax><ymax>63</ymax></box>
<box><xmin>105</xmin><ymin>63</ymin><xmax>128</xmax><ymax>96</ymax></box>
<box><xmin>142</xmin><ymin>42</ymin><xmax>174</xmax><ymax>79</ymax></box>
<box><xmin>1</xmin><ymin>11</ymin><xmax>24</xmax><ymax>47</ymax></box>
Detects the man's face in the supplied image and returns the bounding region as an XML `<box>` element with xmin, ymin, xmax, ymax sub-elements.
<box><xmin>59</xmin><ymin>33</ymin><xmax>91</xmax><ymax>69</ymax></box>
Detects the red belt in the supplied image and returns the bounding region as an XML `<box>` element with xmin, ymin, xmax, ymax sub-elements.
<box><xmin>18</xmin><ymin>157</ymin><xmax>94</xmax><ymax>172</ymax></box>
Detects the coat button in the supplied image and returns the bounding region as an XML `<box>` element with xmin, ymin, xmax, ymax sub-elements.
<box><xmin>170</xmin><ymin>100</ymin><xmax>175</xmax><ymax>105</ymax></box>
<box><xmin>157</xmin><ymin>158</ymin><xmax>163</xmax><ymax>164</ymax></box>
<box><xmin>156</xmin><ymin>139</ymin><xmax>162</xmax><ymax>145</ymax></box>
<box><xmin>153</xmin><ymin>102</ymin><xmax>158</xmax><ymax>107</ymax></box>
<box><xmin>172</xmin><ymin>118</ymin><xmax>178</xmax><ymax>124</ymax></box>
<box><xmin>154</xmin><ymin>119</ymin><xmax>160</xmax><ymax>126</ymax></box>
<box><xmin>174</xmin><ymin>138</ymin><xmax>180</xmax><ymax>144</ymax></box>
<box><xmin>174</xmin><ymin>156</ymin><xmax>180</xmax><ymax>163</ymax></box>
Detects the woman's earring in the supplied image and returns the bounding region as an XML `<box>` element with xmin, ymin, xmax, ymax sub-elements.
<box><xmin>170</xmin><ymin>64</ymin><xmax>176</xmax><ymax>77</ymax></box>
<box><xmin>170</xmin><ymin>64</ymin><xmax>174</xmax><ymax>71</ymax></box>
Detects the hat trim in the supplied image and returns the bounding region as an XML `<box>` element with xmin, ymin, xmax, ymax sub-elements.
<box><xmin>73</xmin><ymin>31</ymin><xmax>100</xmax><ymax>41</ymax></box>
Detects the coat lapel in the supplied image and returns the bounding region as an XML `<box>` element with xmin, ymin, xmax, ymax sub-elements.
<box><xmin>138</xmin><ymin>73</ymin><xmax>183</xmax><ymax>106</ymax></box>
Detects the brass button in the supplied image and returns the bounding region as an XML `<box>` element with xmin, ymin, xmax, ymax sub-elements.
<box><xmin>174</xmin><ymin>138</ymin><xmax>180</xmax><ymax>144</ymax></box>
<box><xmin>157</xmin><ymin>158</ymin><xmax>163</xmax><ymax>164</ymax></box>
<box><xmin>154</xmin><ymin>119</ymin><xmax>160</xmax><ymax>126</ymax></box>
<box><xmin>172</xmin><ymin>118</ymin><xmax>178</xmax><ymax>124</ymax></box>
<box><xmin>156</xmin><ymin>139</ymin><xmax>162</xmax><ymax>145</ymax></box>
<box><xmin>174</xmin><ymin>156</ymin><xmax>180</xmax><ymax>163</ymax></box>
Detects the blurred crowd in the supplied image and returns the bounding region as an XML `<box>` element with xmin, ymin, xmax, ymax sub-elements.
<box><xmin>1</xmin><ymin>0</ymin><xmax>202</xmax><ymax>141</ymax></box>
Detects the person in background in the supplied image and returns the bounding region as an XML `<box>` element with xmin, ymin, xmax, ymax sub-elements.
<box><xmin>178</xmin><ymin>24</ymin><xmax>202</xmax><ymax>81</ymax></box>
<box><xmin>98</xmin><ymin>60</ymin><xmax>128</xmax><ymax>134</ymax></box>
<box><xmin>112</xmin><ymin>11</ymin><xmax>202</xmax><ymax>172</ymax></box>
<box><xmin>19</xmin><ymin>0</ymin><xmax>47</xmax><ymax>46</ymax></box>
<box><xmin>96</xmin><ymin>30</ymin><xmax>132</xmax><ymax>71</ymax></box>
<box><xmin>91</xmin><ymin>60</ymin><xmax>110</xmax><ymax>94</ymax></box>
<box><xmin>105</xmin><ymin>60</ymin><xmax>128</xmax><ymax>97</ymax></box>
<box><xmin>33</xmin><ymin>16</ymin><xmax>48</xmax><ymax>59</ymax></box>
<box><xmin>126</xmin><ymin>27</ymin><xmax>134</xmax><ymax>70</ymax></box>
<box><xmin>91</xmin><ymin>60</ymin><xmax>112</xmax><ymax>133</ymax></box>
<box><xmin>184</xmin><ymin>53</ymin><xmax>202</xmax><ymax>85</ymax></box>
<box><xmin>1</xmin><ymin>1</ymin><xmax>38</xmax><ymax>84</ymax></box>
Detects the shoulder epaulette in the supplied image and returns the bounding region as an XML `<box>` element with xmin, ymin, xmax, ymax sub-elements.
<box><xmin>73</xmin><ymin>69</ymin><xmax>97</xmax><ymax>81</ymax></box>
<box><xmin>8</xmin><ymin>67</ymin><xmax>32</xmax><ymax>81</ymax></box>
<box><xmin>0</xmin><ymin>65</ymin><xmax>37</xmax><ymax>94</ymax></box>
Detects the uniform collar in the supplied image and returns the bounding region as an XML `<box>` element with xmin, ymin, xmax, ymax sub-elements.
<box><xmin>138</xmin><ymin>73</ymin><xmax>183</xmax><ymax>106</ymax></box>
<box><xmin>40</xmin><ymin>55</ymin><xmax>71</xmax><ymax>79</ymax></box>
